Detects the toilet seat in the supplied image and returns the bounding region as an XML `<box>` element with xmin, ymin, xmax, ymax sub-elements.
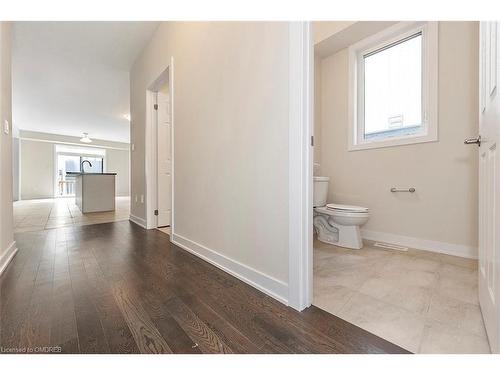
<box><xmin>315</xmin><ymin>206</ymin><xmax>369</xmax><ymax>218</ymax></box>
<box><xmin>326</xmin><ymin>203</ymin><xmax>369</xmax><ymax>213</ymax></box>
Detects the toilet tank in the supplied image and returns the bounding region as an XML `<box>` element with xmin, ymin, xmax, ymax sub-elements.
<box><xmin>313</xmin><ymin>176</ymin><xmax>330</xmax><ymax>207</ymax></box>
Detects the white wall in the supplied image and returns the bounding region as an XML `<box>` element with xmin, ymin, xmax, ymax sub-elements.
<box><xmin>0</xmin><ymin>22</ymin><xmax>16</xmax><ymax>274</ymax></box>
<box><xmin>130</xmin><ymin>22</ymin><xmax>291</xmax><ymax>300</ymax></box>
<box><xmin>317</xmin><ymin>22</ymin><xmax>479</xmax><ymax>257</ymax></box>
<box><xmin>314</xmin><ymin>21</ymin><xmax>398</xmax><ymax>58</ymax></box>
<box><xmin>313</xmin><ymin>21</ymin><xmax>355</xmax><ymax>44</ymax></box>
<box><xmin>12</xmin><ymin>136</ymin><xmax>19</xmax><ymax>201</ymax></box>
<box><xmin>314</xmin><ymin>54</ymin><xmax>322</xmax><ymax>166</ymax></box>
<box><xmin>20</xmin><ymin>138</ymin><xmax>54</xmax><ymax>199</ymax></box>
<box><xmin>19</xmin><ymin>130</ymin><xmax>130</xmax><ymax>199</ymax></box>
<box><xmin>106</xmin><ymin>148</ymin><xmax>130</xmax><ymax>196</ymax></box>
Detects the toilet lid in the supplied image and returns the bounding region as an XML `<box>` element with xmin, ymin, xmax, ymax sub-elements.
<box><xmin>326</xmin><ymin>203</ymin><xmax>369</xmax><ymax>213</ymax></box>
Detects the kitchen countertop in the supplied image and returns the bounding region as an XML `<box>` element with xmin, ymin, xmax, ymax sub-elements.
<box><xmin>72</xmin><ymin>171</ymin><xmax>116</xmax><ymax>213</ymax></box>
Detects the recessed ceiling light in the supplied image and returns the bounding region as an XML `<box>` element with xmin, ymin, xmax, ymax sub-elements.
<box><xmin>80</xmin><ymin>132</ymin><xmax>92</xmax><ymax>143</ymax></box>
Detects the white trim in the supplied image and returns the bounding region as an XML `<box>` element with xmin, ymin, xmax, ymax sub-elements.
<box><xmin>348</xmin><ymin>21</ymin><xmax>439</xmax><ymax>151</ymax></box>
<box><xmin>481</xmin><ymin>22</ymin><xmax>487</xmax><ymax>113</ymax></box>
<box><xmin>170</xmin><ymin>59</ymin><xmax>175</xmax><ymax>236</ymax></box>
<box><xmin>172</xmin><ymin>233</ymin><xmax>288</xmax><ymax>305</ymax></box>
<box><xmin>0</xmin><ymin>241</ymin><xmax>18</xmax><ymax>276</ymax></box>
<box><xmin>129</xmin><ymin>214</ymin><xmax>147</xmax><ymax>229</ymax></box>
<box><xmin>489</xmin><ymin>22</ymin><xmax>497</xmax><ymax>96</ymax></box>
<box><xmin>145</xmin><ymin>58</ymin><xmax>174</xmax><ymax>231</ymax></box>
<box><xmin>288</xmin><ymin>21</ymin><xmax>314</xmax><ymax>311</ymax></box>
<box><xmin>361</xmin><ymin>229</ymin><xmax>477</xmax><ymax>259</ymax></box>
<box><xmin>145</xmin><ymin>89</ymin><xmax>157</xmax><ymax>229</ymax></box>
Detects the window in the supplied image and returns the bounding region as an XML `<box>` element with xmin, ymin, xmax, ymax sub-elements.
<box><xmin>348</xmin><ymin>22</ymin><xmax>438</xmax><ymax>150</ymax></box>
<box><xmin>54</xmin><ymin>145</ymin><xmax>106</xmax><ymax>197</ymax></box>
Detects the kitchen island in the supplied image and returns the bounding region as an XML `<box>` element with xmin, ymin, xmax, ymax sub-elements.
<box><xmin>67</xmin><ymin>172</ymin><xmax>117</xmax><ymax>213</ymax></box>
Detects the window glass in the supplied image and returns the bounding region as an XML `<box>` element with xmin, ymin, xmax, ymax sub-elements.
<box><xmin>363</xmin><ymin>33</ymin><xmax>423</xmax><ymax>141</ymax></box>
<box><xmin>81</xmin><ymin>157</ymin><xmax>103</xmax><ymax>173</ymax></box>
<box><xmin>57</xmin><ymin>155</ymin><xmax>80</xmax><ymax>196</ymax></box>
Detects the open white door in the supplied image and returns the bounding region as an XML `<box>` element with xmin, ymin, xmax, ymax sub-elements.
<box><xmin>156</xmin><ymin>89</ymin><xmax>172</xmax><ymax>227</ymax></box>
<box><xmin>475</xmin><ymin>21</ymin><xmax>500</xmax><ymax>353</ymax></box>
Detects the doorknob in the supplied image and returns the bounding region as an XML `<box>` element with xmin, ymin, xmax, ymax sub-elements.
<box><xmin>464</xmin><ymin>135</ymin><xmax>481</xmax><ymax>147</ymax></box>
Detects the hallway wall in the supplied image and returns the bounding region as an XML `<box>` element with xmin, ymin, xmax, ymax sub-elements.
<box><xmin>12</xmin><ymin>135</ymin><xmax>19</xmax><ymax>201</ymax></box>
<box><xmin>0</xmin><ymin>22</ymin><xmax>16</xmax><ymax>274</ymax></box>
<box><xmin>106</xmin><ymin>148</ymin><xmax>130</xmax><ymax>196</ymax></box>
<box><xmin>130</xmin><ymin>22</ymin><xmax>291</xmax><ymax>301</ymax></box>
<box><xmin>20</xmin><ymin>138</ymin><xmax>54</xmax><ymax>199</ymax></box>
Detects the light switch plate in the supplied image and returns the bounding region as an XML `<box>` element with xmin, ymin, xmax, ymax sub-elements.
<box><xmin>3</xmin><ymin>120</ymin><xmax>9</xmax><ymax>135</ymax></box>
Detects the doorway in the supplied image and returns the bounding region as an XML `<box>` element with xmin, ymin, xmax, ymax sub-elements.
<box><xmin>145</xmin><ymin>58</ymin><xmax>174</xmax><ymax>232</ymax></box>
<box><xmin>155</xmin><ymin>78</ymin><xmax>172</xmax><ymax>228</ymax></box>
<box><xmin>308</xmin><ymin>21</ymin><xmax>491</xmax><ymax>354</ymax></box>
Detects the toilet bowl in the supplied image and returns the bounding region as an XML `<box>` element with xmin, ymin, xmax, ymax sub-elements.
<box><xmin>314</xmin><ymin>204</ymin><xmax>369</xmax><ymax>249</ymax></box>
<box><xmin>313</xmin><ymin>177</ymin><xmax>370</xmax><ymax>249</ymax></box>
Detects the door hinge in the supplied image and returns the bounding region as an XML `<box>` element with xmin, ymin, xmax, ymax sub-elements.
<box><xmin>154</xmin><ymin>104</ymin><xmax>158</xmax><ymax>110</ymax></box>
<box><xmin>154</xmin><ymin>209</ymin><xmax>158</xmax><ymax>216</ymax></box>
<box><xmin>311</xmin><ymin>136</ymin><xmax>314</xmax><ymax>146</ymax></box>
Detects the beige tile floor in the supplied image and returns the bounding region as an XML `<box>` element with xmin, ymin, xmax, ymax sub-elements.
<box><xmin>313</xmin><ymin>238</ymin><xmax>491</xmax><ymax>354</ymax></box>
<box><xmin>13</xmin><ymin>196</ymin><xmax>130</xmax><ymax>232</ymax></box>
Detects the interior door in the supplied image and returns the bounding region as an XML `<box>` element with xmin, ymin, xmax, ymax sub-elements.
<box><xmin>156</xmin><ymin>89</ymin><xmax>172</xmax><ymax>227</ymax></box>
<box><xmin>477</xmin><ymin>21</ymin><xmax>500</xmax><ymax>353</ymax></box>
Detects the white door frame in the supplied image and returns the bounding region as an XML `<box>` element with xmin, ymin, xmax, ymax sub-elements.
<box><xmin>288</xmin><ymin>22</ymin><xmax>314</xmax><ymax>311</ymax></box>
<box><xmin>478</xmin><ymin>21</ymin><xmax>499</xmax><ymax>353</ymax></box>
<box><xmin>145</xmin><ymin>57</ymin><xmax>175</xmax><ymax>230</ymax></box>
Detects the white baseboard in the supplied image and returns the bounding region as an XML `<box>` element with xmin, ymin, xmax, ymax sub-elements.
<box><xmin>0</xmin><ymin>241</ymin><xmax>18</xmax><ymax>276</ymax></box>
<box><xmin>171</xmin><ymin>233</ymin><xmax>289</xmax><ymax>305</ymax></box>
<box><xmin>129</xmin><ymin>214</ymin><xmax>147</xmax><ymax>229</ymax></box>
<box><xmin>145</xmin><ymin>220</ymin><xmax>156</xmax><ymax>230</ymax></box>
<box><xmin>361</xmin><ymin>229</ymin><xmax>477</xmax><ymax>259</ymax></box>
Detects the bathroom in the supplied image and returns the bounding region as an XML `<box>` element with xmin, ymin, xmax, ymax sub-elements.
<box><xmin>311</xmin><ymin>21</ymin><xmax>489</xmax><ymax>353</ymax></box>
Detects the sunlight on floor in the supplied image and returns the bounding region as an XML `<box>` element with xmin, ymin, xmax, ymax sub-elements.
<box><xmin>13</xmin><ymin>196</ymin><xmax>130</xmax><ymax>232</ymax></box>
<box><xmin>157</xmin><ymin>226</ymin><xmax>171</xmax><ymax>236</ymax></box>
<box><xmin>313</xmin><ymin>239</ymin><xmax>490</xmax><ymax>354</ymax></box>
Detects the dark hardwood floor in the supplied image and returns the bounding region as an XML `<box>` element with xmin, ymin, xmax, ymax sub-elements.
<box><xmin>0</xmin><ymin>221</ymin><xmax>409</xmax><ymax>354</ymax></box>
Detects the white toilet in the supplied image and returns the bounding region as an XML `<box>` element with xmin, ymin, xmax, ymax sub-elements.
<box><xmin>313</xmin><ymin>176</ymin><xmax>370</xmax><ymax>249</ymax></box>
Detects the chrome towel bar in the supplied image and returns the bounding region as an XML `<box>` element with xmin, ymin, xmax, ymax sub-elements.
<box><xmin>390</xmin><ymin>187</ymin><xmax>416</xmax><ymax>193</ymax></box>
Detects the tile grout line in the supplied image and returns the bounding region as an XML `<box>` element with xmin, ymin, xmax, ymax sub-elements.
<box><xmin>313</xmin><ymin>242</ymin><xmax>487</xmax><ymax>354</ymax></box>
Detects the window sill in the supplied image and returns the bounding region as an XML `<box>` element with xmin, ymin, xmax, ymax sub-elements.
<box><xmin>348</xmin><ymin>133</ymin><xmax>438</xmax><ymax>151</ymax></box>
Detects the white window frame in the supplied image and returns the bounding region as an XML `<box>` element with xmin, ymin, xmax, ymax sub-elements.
<box><xmin>348</xmin><ymin>21</ymin><xmax>439</xmax><ymax>151</ymax></box>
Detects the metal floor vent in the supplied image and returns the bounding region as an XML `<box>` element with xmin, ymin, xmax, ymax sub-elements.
<box><xmin>373</xmin><ymin>242</ymin><xmax>408</xmax><ymax>251</ymax></box>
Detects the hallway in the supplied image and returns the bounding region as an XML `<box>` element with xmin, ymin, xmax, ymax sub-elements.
<box><xmin>0</xmin><ymin>221</ymin><xmax>407</xmax><ymax>354</ymax></box>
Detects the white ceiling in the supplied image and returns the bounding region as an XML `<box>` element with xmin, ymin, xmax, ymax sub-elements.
<box><xmin>12</xmin><ymin>22</ymin><xmax>160</xmax><ymax>143</ymax></box>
